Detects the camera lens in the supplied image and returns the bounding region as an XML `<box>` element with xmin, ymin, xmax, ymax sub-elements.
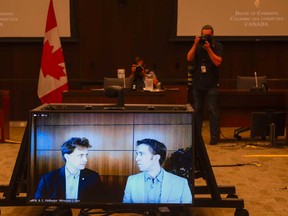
<box><xmin>198</xmin><ymin>37</ymin><xmax>206</xmax><ymax>46</ymax></box>
<box><xmin>135</xmin><ymin>65</ymin><xmax>143</xmax><ymax>74</ymax></box>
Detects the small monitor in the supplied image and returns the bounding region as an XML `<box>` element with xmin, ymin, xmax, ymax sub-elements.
<box><xmin>103</xmin><ymin>77</ymin><xmax>133</xmax><ymax>89</ymax></box>
<box><xmin>250</xmin><ymin>111</ymin><xmax>286</xmax><ymax>138</ymax></box>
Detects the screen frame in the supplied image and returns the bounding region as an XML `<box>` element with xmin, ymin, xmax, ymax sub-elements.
<box><xmin>27</xmin><ymin>104</ymin><xmax>195</xmax><ymax>209</ymax></box>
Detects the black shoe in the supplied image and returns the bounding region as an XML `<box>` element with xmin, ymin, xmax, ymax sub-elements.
<box><xmin>209</xmin><ymin>139</ymin><xmax>218</xmax><ymax>145</ymax></box>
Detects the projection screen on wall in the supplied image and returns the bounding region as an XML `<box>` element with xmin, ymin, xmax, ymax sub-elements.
<box><xmin>0</xmin><ymin>0</ymin><xmax>71</xmax><ymax>38</ymax></box>
<box><xmin>176</xmin><ymin>0</ymin><xmax>288</xmax><ymax>40</ymax></box>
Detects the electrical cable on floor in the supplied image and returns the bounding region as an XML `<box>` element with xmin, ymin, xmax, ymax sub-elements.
<box><xmin>219</xmin><ymin>129</ymin><xmax>247</xmax><ymax>149</ymax></box>
<box><xmin>220</xmin><ymin>143</ymin><xmax>242</xmax><ymax>149</ymax></box>
<box><xmin>242</xmin><ymin>140</ymin><xmax>286</xmax><ymax>149</ymax></box>
<box><xmin>212</xmin><ymin>161</ymin><xmax>262</xmax><ymax>167</ymax></box>
<box><xmin>272</xmin><ymin>186</ymin><xmax>288</xmax><ymax>191</ymax></box>
<box><xmin>3</xmin><ymin>139</ymin><xmax>21</xmax><ymax>144</ymax></box>
<box><xmin>219</xmin><ymin>128</ymin><xmax>287</xmax><ymax>149</ymax></box>
<box><xmin>220</xmin><ymin>129</ymin><xmax>235</xmax><ymax>140</ymax></box>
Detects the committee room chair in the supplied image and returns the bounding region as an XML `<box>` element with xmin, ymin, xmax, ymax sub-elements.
<box><xmin>103</xmin><ymin>77</ymin><xmax>133</xmax><ymax>90</ymax></box>
<box><xmin>234</xmin><ymin>75</ymin><xmax>267</xmax><ymax>139</ymax></box>
<box><xmin>236</xmin><ymin>75</ymin><xmax>267</xmax><ymax>90</ymax></box>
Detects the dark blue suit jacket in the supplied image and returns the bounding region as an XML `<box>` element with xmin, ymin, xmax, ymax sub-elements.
<box><xmin>34</xmin><ymin>166</ymin><xmax>102</xmax><ymax>202</ymax></box>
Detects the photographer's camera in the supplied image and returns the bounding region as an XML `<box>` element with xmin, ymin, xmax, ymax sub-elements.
<box><xmin>198</xmin><ymin>35</ymin><xmax>213</xmax><ymax>46</ymax></box>
<box><xmin>135</xmin><ymin>65</ymin><xmax>144</xmax><ymax>75</ymax></box>
<box><xmin>198</xmin><ymin>36</ymin><xmax>207</xmax><ymax>46</ymax></box>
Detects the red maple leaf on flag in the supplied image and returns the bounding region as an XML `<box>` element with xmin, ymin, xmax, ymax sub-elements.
<box><xmin>41</xmin><ymin>40</ymin><xmax>66</xmax><ymax>80</ymax></box>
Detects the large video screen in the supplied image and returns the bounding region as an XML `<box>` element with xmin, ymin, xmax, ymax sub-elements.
<box><xmin>176</xmin><ymin>0</ymin><xmax>288</xmax><ymax>40</ymax></box>
<box><xmin>28</xmin><ymin>104</ymin><xmax>194</xmax><ymax>208</ymax></box>
<box><xmin>0</xmin><ymin>0</ymin><xmax>71</xmax><ymax>38</ymax></box>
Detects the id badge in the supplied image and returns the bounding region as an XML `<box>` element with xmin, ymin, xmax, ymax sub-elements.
<box><xmin>201</xmin><ymin>65</ymin><xmax>206</xmax><ymax>73</ymax></box>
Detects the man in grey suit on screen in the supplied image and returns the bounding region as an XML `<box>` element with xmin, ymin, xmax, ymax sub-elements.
<box><xmin>123</xmin><ymin>138</ymin><xmax>192</xmax><ymax>204</ymax></box>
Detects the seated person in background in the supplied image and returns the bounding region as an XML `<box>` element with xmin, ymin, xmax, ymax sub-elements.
<box><xmin>129</xmin><ymin>56</ymin><xmax>159</xmax><ymax>90</ymax></box>
<box><xmin>123</xmin><ymin>138</ymin><xmax>192</xmax><ymax>204</ymax></box>
<box><xmin>34</xmin><ymin>137</ymin><xmax>103</xmax><ymax>202</ymax></box>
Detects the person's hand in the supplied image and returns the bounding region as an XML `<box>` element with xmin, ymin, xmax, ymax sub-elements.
<box><xmin>202</xmin><ymin>40</ymin><xmax>211</xmax><ymax>50</ymax></box>
<box><xmin>194</xmin><ymin>36</ymin><xmax>200</xmax><ymax>45</ymax></box>
<box><xmin>131</xmin><ymin>64</ymin><xmax>137</xmax><ymax>73</ymax></box>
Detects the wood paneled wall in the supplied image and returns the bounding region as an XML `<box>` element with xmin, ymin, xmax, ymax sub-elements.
<box><xmin>1</xmin><ymin>0</ymin><xmax>288</xmax><ymax>120</ymax></box>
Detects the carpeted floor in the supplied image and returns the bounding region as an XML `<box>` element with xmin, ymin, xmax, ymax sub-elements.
<box><xmin>0</xmin><ymin>122</ymin><xmax>287</xmax><ymax>216</ymax></box>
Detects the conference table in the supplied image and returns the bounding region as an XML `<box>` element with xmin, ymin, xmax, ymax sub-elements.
<box><xmin>62</xmin><ymin>88</ymin><xmax>288</xmax><ymax>144</ymax></box>
<box><xmin>62</xmin><ymin>87</ymin><xmax>188</xmax><ymax>105</ymax></box>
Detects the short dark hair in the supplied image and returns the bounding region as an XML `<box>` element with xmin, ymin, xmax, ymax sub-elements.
<box><xmin>61</xmin><ymin>137</ymin><xmax>91</xmax><ymax>162</ymax></box>
<box><xmin>136</xmin><ymin>138</ymin><xmax>167</xmax><ymax>165</ymax></box>
<box><xmin>201</xmin><ymin>24</ymin><xmax>214</xmax><ymax>34</ymax></box>
<box><xmin>133</xmin><ymin>56</ymin><xmax>144</xmax><ymax>64</ymax></box>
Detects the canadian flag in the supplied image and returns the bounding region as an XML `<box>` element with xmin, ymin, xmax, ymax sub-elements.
<box><xmin>38</xmin><ymin>0</ymin><xmax>68</xmax><ymax>104</ymax></box>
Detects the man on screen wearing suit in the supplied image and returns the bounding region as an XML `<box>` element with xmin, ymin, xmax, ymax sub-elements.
<box><xmin>123</xmin><ymin>138</ymin><xmax>192</xmax><ymax>204</ymax></box>
<box><xmin>34</xmin><ymin>137</ymin><xmax>103</xmax><ymax>202</ymax></box>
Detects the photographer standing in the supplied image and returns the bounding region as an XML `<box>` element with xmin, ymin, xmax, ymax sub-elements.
<box><xmin>187</xmin><ymin>25</ymin><xmax>223</xmax><ymax>145</ymax></box>
<box><xmin>129</xmin><ymin>56</ymin><xmax>159</xmax><ymax>90</ymax></box>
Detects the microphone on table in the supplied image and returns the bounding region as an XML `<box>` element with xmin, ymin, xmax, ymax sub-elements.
<box><xmin>251</xmin><ymin>71</ymin><xmax>262</xmax><ymax>92</ymax></box>
<box><xmin>254</xmin><ymin>71</ymin><xmax>258</xmax><ymax>88</ymax></box>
